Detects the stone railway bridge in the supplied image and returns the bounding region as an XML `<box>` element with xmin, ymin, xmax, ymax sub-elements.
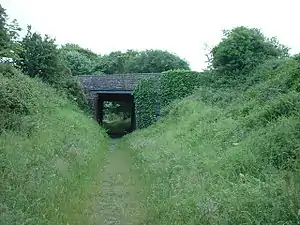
<box><xmin>77</xmin><ymin>73</ymin><xmax>159</xmax><ymax>131</ymax></box>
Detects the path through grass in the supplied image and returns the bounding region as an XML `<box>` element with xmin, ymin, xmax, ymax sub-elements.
<box><xmin>87</xmin><ymin>139</ymin><xmax>145</xmax><ymax>225</ymax></box>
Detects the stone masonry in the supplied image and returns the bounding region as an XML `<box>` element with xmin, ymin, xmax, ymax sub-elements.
<box><xmin>76</xmin><ymin>74</ymin><xmax>160</xmax><ymax>125</ymax></box>
<box><xmin>77</xmin><ymin>73</ymin><xmax>159</xmax><ymax>93</ymax></box>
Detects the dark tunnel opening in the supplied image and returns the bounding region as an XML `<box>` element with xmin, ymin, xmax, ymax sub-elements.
<box><xmin>95</xmin><ymin>92</ymin><xmax>135</xmax><ymax>138</ymax></box>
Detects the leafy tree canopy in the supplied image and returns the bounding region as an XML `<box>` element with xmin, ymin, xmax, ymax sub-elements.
<box><xmin>60</xmin><ymin>43</ymin><xmax>98</xmax><ymax>61</ymax></box>
<box><xmin>124</xmin><ymin>50</ymin><xmax>190</xmax><ymax>73</ymax></box>
<box><xmin>0</xmin><ymin>5</ymin><xmax>9</xmax><ymax>53</ymax></box>
<box><xmin>95</xmin><ymin>50</ymin><xmax>139</xmax><ymax>74</ymax></box>
<box><xmin>60</xmin><ymin>48</ymin><xmax>95</xmax><ymax>76</ymax></box>
<box><xmin>59</xmin><ymin>43</ymin><xmax>100</xmax><ymax>76</ymax></box>
<box><xmin>17</xmin><ymin>26</ymin><xmax>69</xmax><ymax>84</ymax></box>
<box><xmin>210</xmin><ymin>26</ymin><xmax>289</xmax><ymax>76</ymax></box>
<box><xmin>95</xmin><ymin>49</ymin><xmax>189</xmax><ymax>74</ymax></box>
<box><xmin>0</xmin><ymin>4</ymin><xmax>22</xmax><ymax>62</ymax></box>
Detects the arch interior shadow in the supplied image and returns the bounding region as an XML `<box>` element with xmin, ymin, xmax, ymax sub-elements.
<box><xmin>95</xmin><ymin>92</ymin><xmax>136</xmax><ymax>138</ymax></box>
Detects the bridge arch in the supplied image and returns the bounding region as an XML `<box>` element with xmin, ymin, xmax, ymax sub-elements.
<box><xmin>77</xmin><ymin>73</ymin><xmax>159</xmax><ymax>135</ymax></box>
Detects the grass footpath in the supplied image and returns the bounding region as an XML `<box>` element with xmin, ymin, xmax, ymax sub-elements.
<box><xmin>86</xmin><ymin>139</ymin><xmax>146</xmax><ymax>225</ymax></box>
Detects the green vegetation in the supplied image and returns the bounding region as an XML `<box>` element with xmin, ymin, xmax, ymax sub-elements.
<box><xmin>59</xmin><ymin>43</ymin><xmax>100</xmax><ymax>76</ymax></box>
<box><xmin>0</xmin><ymin>5</ymin><xmax>22</xmax><ymax>61</ymax></box>
<box><xmin>124</xmin><ymin>49</ymin><xmax>190</xmax><ymax>73</ymax></box>
<box><xmin>134</xmin><ymin>77</ymin><xmax>158</xmax><ymax>129</ymax></box>
<box><xmin>103</xmin><ymin>118</ymin><xmax>132</xmax><ymax>135</ymax></box>
<box><xmin>134</xmin><ymin>70</ymin><xmax>202</xmax><ymax>128</ymax></box>
<box><xmin>94</xmin><ymin>49</ymin><xmax>189</xmax><ymax>74</ymax></box>
<box><xmin>87</xmin><ymin>141</ymin><xmax>146</xmax><ymax>224</ymax></box>
<box><xmin>209</xmin><ymin>26</ymin><xmax>289</xmax><ymax>86</ymax></box>
<box><xmin>1</xmin><ymin>6</ymin><xmax>108</xmax><ymax>224</ymax></box>
<box><xmin>18</xmin><ymin>26</ymin><xmax>69</xmax><ymax>84</ymax></box>
<box><xmin>1</xmin><ymin>3</ymin><xmax>300</xmax><ymax>224</ymax></box>
<box><xmin>16</xmin><ymin>26</ymin><xmax>89</xmax><ymax>111</ymax></box>
<box><xmin>0</xmin><ymin>65</ymin><xmax>108</xmax><ymax>224</ymax></box>
<box><xmin>127</xmin><ymin>27</ymin><xmax>300</xmax><ymax>224</ymax></box>
<box><xmin>159</xmin><ymin>70</ymin><xmax>202</xmax><ymax>107</ymax></box>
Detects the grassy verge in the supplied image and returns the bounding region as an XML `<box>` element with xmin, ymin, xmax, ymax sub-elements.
<box><xmin>1</xmin><ymin>67</ymin><xmax>108</xmax><ymax>224</ymax></box>
<box><xmin>125</xmin><ymin>58</ymin><xmax>300</xmax><ymax>224</ymax></box>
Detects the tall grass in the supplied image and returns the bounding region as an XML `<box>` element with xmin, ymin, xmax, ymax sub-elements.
<box><xmin>124</xmin><ymin>58</ymin><xmax>300</xmax><ymax>224</ymax></box>
<box><xmin>0</xmin><ymin>66</ymin><xmax>108</xmax><ymax>224</ymax></box>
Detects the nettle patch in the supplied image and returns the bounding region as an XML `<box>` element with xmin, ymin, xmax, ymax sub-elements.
<box><xmin>133</xmin><ymin>70</ymin><xmax>202</xmax><ymax>128</ymax></box>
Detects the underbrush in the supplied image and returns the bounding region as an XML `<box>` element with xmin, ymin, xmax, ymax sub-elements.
<box><xmin>0</xmin><ymin>66</ymin><xmax>108</xmax><ymax>224</ymax></box>
<box><xmin>125</xmin><ymin>58</ymin><xmax>300</xmax><ymax>224</ymax></box>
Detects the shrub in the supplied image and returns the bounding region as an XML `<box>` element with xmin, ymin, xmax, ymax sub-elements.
<box><xmin>56</xmin><ymin>77</ymin><xmax>89</xmax><ymax>112</ymax></box>
<box><xmin>0</xmin><ymin>64</ymin><xmax>43</xmax><ymax>133</ymax></box>
<box><xmin>159</xmin><ymin>70</ymin><xmax>202</xmax><ymax>107</ymax></box>
<box><xmin>210</xmin><ymin>26</ymin><xmax>289</xmax><ymax>84</ymax></box>
<box><xmin>124</xmin><ymin>50</ymin><xmax>190</xmax><ymax>73</ymax></box>
<box><xmin>133</xmin><ymin>70</ymin><xmax>202</xmax><ymax>129</ymax></box>
<box><xmin>18</xmin><ymin>26</ymin><xmax>68</xmax><ymax>84</ymax></box>
<box><xmin>15</xmin><ymin>28</ymin><xmax>89</xmax><ymax>111</ymax></box>
<box><xmin>133</xmin><ymin>77</ymin><xmax>158</xmax><ymax>129</ymax></box>
<box><xmin>59</xmin><ymin>49</ymin><xmax>96</xmax><ymax>76</ymax></box>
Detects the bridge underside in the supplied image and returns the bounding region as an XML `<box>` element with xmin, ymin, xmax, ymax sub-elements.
<box><xmin>77</xmin><ymin>74</ymin><xmax>160</xmax><ymax>135</ymax></box>
<box><xmin>94</xmin><ymin>91</ymin><xmax>136</xmax><ymax>135</ymax></box>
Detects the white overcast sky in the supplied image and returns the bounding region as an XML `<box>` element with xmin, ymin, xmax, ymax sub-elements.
<box><xmin>2</xmin><ymin>0</ymin><xmax>300</xmax><ymax>71</ymax></box>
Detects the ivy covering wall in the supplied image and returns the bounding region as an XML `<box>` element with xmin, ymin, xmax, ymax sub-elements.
<box><xmin>133</xmin><ymin>70</ymin><xmax>202</xmax><ymax>129</ymax></box>
<box><xmin>159</xmin><ymin>70</ymin><xmax>201</xmax><ymax>107</ymax></box>
<box><xmin>133</xmin><ymin>77</ymin><xmax>158</xmax><ymax>129</ymax></box>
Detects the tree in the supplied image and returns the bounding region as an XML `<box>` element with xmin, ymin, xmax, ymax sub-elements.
<box><xmin>95</xmin><ymin>51</ymin><xmax>138</xmax><ymax>74</ymax></box>
<box><xmin>18</xmin><ymin>26</ymin><xmax>69</xmax><ymax>84</ymax></box>
<box><xmin>60</xmin><ymin>50</ymin><xmax>95</xmax><ymax>76</ymax></box>
<box><xmin>124</xmin><ymin>50</ymin><xmax>190</xmax><ymax>73</ymax></box>
<box><xmin>293</xmin><ymin>53</ymin><xmax>300</xmax><ymax>62</ymax></box>
<box><xmin>0</xmin><ymin>4</ymin><xmax>22</xmax><ymax>62</ymax></box>
<box><xmin>59</xmin><ymin>43</ymin><xmax>101</xmax><ymax>75</ymax></box>
<box><xmin>17</xmin><ymin>27</ymin><xmax>89</xmax><ymax>109</ymax></box>
<box><xmin>95</xmin><ymin>49</ymin><xmax>189</xmax><ymax>74</ymax></box>
<box><xmin>0</xmin><ymin>4</ymin><xmax>9</xmax><ymax>54</ymax></box>
<box><xmin>60</xmin><ymin>43</ymin><xmax>98</xmax><ymax>61</ymax></box>
<box><xmin>210</xmin><ymin>26</ymin><xmax>289</xmax><ymax>76</ymax></box>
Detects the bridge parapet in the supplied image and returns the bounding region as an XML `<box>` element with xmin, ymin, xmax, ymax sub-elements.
<box><xmin>77</xmin><ymin>73</ymin><xmax>159</xmax><ymax>92</ymax></box>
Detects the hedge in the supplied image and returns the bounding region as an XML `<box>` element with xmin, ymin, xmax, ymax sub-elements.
<box><xmin>133</xmin><ymin>70</ymin><xmax>202</xmax><ymax>129</ymax></box>
<box><xmin>133</xmin><ymin>77</ymin><xmax>158</xmax><ymax>129</ymax></box>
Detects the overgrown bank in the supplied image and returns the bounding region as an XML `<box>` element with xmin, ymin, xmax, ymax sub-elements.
<box><xmin>125</xmin><ymin>27</ymin><xmax>300</xmax><ymax>224</ymax></box>
<box><xmin>126</xmin><ymin>57</ymin><xmax>300</xmax><ymax>224</ymax></box>
<box><xmin>1</xmin><ymin>3</ymin><xmax>300</xmax><ymax>223</ymax></box>
<box><xmin>0</xmin><ymin>66</ymin><xmax>108</xmax><ymax>224</ymax></box>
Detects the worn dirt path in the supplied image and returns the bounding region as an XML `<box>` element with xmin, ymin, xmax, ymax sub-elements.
<box><xmin>87</xmin><ymin>139</ymin><xmax>145</xmax><ymax>225</ymax></box>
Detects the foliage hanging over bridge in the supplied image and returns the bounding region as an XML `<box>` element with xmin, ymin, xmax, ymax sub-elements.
<box><xmin>133</xmin><ymin>70</ymin><xmax>203</xmax><ymax>129</ymax></box>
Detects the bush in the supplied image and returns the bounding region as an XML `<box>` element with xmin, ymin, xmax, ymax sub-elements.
<box><xmin>0</xmin><ymin>64</ymin><xmax>45</xmax><ymax>133</ymax></box>
<box><xmin>14</xmin><ymin>28</ymin><xmax>89</xmax><ymax>111</ymax></box>
<box><xmin>57</xmin><ymin>77</ymin><xmax>90</xmax><ymax>112</ymax></box>
<box><xmin>210</xmin><ymin>26</ymin><xmax>289</xmax><ymax>85</ymax></box>
<box><xmin>159</xmin><ymin>70</ymin><xmax>202</xmax><ymax>107</ymax></box>
<box><xmin>133</xmin><ymin>77</ymin><xmax>158</xmax><ymax>129</ymax></box>
<box><xmin>124</xmin><ymin>50</ymin><xmax>190</xmax><ymax>73</ymax></box>
<box><xmin>59</xmin><ymin>48</ymin><xmax>96</xmax><ymax>76</ymax></box>
<box><xmin>133</xmin><ymin>70</ymin><xmax>202</xmax><ymax>129</ymax></box>
<box><xmin>18</xmin><ymin>26</ymin><xmax>69</xmax><ymax>84</ymax></box>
